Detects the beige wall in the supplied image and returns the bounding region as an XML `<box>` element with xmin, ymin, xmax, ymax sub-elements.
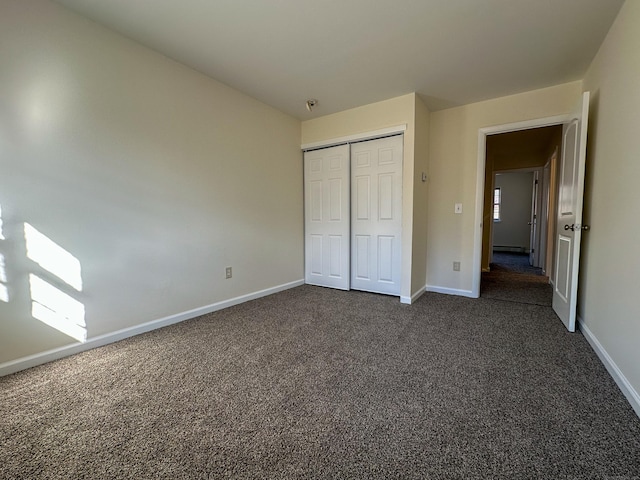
<box><xmin>580</xmin><ymin>0</ymin><xmax>640</xmax><ymax>408</ymax></box>
<box><xmin>301</xmin><ymin>95</ymin><xmax>414</xmax><ymax>146</ymax></box>
<box><xmin>427</xmin><ymin>82</ymin><xmax>582</xmax><ymax>294</ymax></box>
<box><xmin>0</xmin><ymin>0</ymin><xmax>302</xmax><ymax>364</ymax></box>
<box><xmin>492</xmin><ymin>172</ymin><xmax>534</xmax><ymax>249</ymax></box>
<box><xmin>301</xmin><ymin>93</ymin><xmax>426</xmax><ymax>300</ymax></box>
<box><xmin>411</xmin><ymin>95</ymin><xmax>430</xmax><ymax>296</ymax></box>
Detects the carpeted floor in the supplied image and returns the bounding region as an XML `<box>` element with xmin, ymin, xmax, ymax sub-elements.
<box><xmin>1</xmin><ymin>285</ymin><xmax>639</xmax><ymax>479</ymax></box>
<box><xmin>491</xmin><ymin>252</ymin><xmax>544</xmax><ymax>276</ymax></box>
<box><xmin>482</xmin><ymin>252</ymin><xmax>552</xmax><ymax>306</ymax></box>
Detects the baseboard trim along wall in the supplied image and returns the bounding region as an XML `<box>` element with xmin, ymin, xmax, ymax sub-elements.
<box><xmin>493</xmin><ymin>246</ymin><xmax>529</xmax><ymax>253</ymax></box>
<box><xmin>0</xmin><ymin>279</ymin><xmax>305</xmax><ymax>378</ymax></box>
<box><xmin>578</xmin><ymin>316</ymin><xmax>640</xmax><ymax>418</ymax></box>
<box><xmin>425</xmin><ymin>285</ymin><xmax>477</xmax><ymax>298</ymax></box>
<box><xmin>401</xmin><ymin>286</ymin><xmax>426</xmax><ymax>305</ymax></box>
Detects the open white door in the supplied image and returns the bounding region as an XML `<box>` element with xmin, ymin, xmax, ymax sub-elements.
<box><xmin>304</xmin><ymin>145</ymin><xmax>350</xmax><ymax>290</ymax></box>
<box><xmin>552</xmin><ymin>91</ymin><xmax>590</xmax><ymax>332</ymax></box>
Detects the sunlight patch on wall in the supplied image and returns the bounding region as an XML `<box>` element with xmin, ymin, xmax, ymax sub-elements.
<box><xmin>24</xmin><ymin>223</ymin><xmax>82</xmax><ymax>291</ymax></box>
<box><xmin>23</xmin><ymin>223</ymin><xmax>86</xmax><ymax>342</ymax></box>
<box><xmin>0</xmin><ymin>205</ymin><xmax>7</xmax><ymax>302</ymax></box>
<box><xmin>0</xmin><ymin>254</ymin><xmax>8</xmax><ymax>303</ymax></box>
<box><xmin>0</xmin><ymin>204</ymin><xmax>4</xmax><ymax>240</ymax></box>
<box><xmin>29</xmin><ymin>274</ymin><xmax>86</xmax><ymax>342</ymax></box>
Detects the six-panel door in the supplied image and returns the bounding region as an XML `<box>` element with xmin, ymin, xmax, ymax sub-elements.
<box><xmin>304</xmin><ymin>145</ymin><xmax>350</xmax><ymax>290</ymax></box>
<box><xmin>350</xmin><ymin>136</ymin><xmax>403</xmax><ymax>295</ymax></box>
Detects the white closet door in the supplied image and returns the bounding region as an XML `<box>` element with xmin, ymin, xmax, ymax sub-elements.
<box><xmin>350</xmin><ymin>136</ymin><xmax>402</xmax><ymax>295</ymax></box>
<box><xmin>304</xmin><ymin>145</ymin><xmax>350</xmax><ymax>290</ymax></box>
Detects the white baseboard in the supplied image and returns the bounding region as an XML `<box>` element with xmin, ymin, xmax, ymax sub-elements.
<box><xmin>578</xmin><ymin>316</ymin><xmax>640</xmax><ymax>418</ymax></box>
<box><xmin>493</xmin><ymin>246</ymin><xmax>529</xmax><ymax>253</ymax></box>
<box><xmin>425</xmin><ymin>285</ymin><xmax>477</xmax><ymax>298</ymax></box>
<box><xmin>0</xmin><ymin>279</ymin><xmax>304</xmax><ymax>378</ymax></box>
<box><xmin>400</xmin><ymin>286</ymin><xmax>426</xmax><ymax>305</ymax></box>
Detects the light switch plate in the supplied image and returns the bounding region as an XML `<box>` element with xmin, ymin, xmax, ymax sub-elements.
<box><xmin>455</xmin><ymin>203</ymin><xmax>463</xmax><ymax>214</ymax></box>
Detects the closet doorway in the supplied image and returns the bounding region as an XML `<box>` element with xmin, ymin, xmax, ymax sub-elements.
<box><xmin>304</xmin><ymin>135</ymin><xmax>403</xmax><ymax>296</ymax></box>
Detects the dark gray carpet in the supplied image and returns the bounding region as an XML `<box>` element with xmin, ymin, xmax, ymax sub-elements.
<box><xmin>1</xmin><ymin>285</ymin><xmax>639</xmax><ymax>479</ymax></box>
<box><xmin>491</xmin><ymin>252</ymin><xmax>543</xmax><ymax>276</ymax></box>
<box><xmin>482</xmin><ymin>252</ymin><xmax>552</xmax><ymax>306</ymax></box>
<box><xmin>481</xmin><ymin>271</ymin><xmax>552</xmax><ymax>307</ymax></box>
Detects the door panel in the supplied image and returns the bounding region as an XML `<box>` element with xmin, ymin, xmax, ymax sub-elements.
<box><xmin>552</xmin><ymin>92</ymin><xmax>590</xmax><ymax>331</ymax></box>
<box><xmin>309</xmin><ymin>181</ymin><xmax>322</xmax><ymax>221</ymax></box>
<box><xmin>555</xmin><ymin>235</ymin><xmax>571</xmax><ymax>301</ymax></box>
<box><xmin>354</xmin><ymin>235</ymin><xmax>370</xmax><ymax>280</ymax></box>
<box><xmin>304</xmin><ymin>145</ymin><xmax>350</xmax><ymax>290</ymax></box>
<box><xmin>378</xmin><ymin>236</ymin><xmax>395</xmax><ymax>283</ymax></box>
<box><xmin>329</xmin><ymin>179</ymin><xmax>343</xmax><ymax>221</ymax></box>
<box><xmin>328</xmin><ymin>235</ymin><xmax>343</xmax><ymax>277</ymax></box>
<box><xmin>350</xmin><ymin>136</ymin><xmax>402</xmax><ymax>295</ymax></box>
<box><xmin>355</xmin><ymin>176</ymin><xmax>370</xmax><ymax>220</ymax></box>
<box><xmin>310</xmin><ymin>235</ymin><xmax>323</xmax><ymax>275</ymax></box>
<box><xmin>559</xmin><ymin>122</ymin><xmax>578</xmax><ymax>215</ymax></box>
<box><xmin>378</xmin><ymin>174</ymin><xmax>394</xmax><ymax>220</ymax></box>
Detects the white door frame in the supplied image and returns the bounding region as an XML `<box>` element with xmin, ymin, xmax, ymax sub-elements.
<box><xmin>530</xmin><ymin>168</ymin><xmax>544</xmax><ymax>267</ymax></box>
<box><xmin>539</xmin><ymin>161</ymin><xmax>552</xmax><ymax>274</ymax></box>
<box><xmin>472</xmin><ymin>114</ymin><xmax>570</xmax><ymax>298</ymax></box>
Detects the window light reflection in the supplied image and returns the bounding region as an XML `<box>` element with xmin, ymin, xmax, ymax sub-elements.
<box><xmin>24</xmin><ymin>223</ymin><xmax>82</xmax><ymax>291</ymax></box>
<box><xmin>0</xmin><ymin>284</ymin><xmax>8</xmax><ymax>303</ymax></box>
<box><xmin>0</xmin><ymin>254</ymin><xmax>8</xmax><ymax>302</ymax></box>
<box><xmin>29</xmin><ymin>274</ymin><xmax>86</xmax><ymax>342</ymax></box>
<box><xmin>0</xmin><ymin>253</ymin><xmax>7</xmax><ymax>283</ymax></box>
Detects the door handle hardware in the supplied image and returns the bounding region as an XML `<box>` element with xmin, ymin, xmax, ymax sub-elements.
<box><xmin>564</xmin><ymin>224</ymin><xmax>589</xmax><ymax>231</ymax></box>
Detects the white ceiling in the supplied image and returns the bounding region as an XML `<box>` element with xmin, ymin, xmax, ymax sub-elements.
<box><xmin>54</xmin><ymin>0</ymin><xmax>624</xmax><ymax>120</ymax></box>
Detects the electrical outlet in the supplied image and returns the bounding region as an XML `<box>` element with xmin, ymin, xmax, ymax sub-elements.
<box><xmin>453</xmin><ymin>261</ymin><xmax>461</xmax><ymax>272</ymax></box>
<box><xmin>225</xmin><ymin>267</ymin><xmax>232</xmax><ymax>279</ymax></box>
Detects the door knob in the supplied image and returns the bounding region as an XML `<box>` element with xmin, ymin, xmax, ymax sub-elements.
<box><xmin>564</xmin><ymin>224</ymin><xmax>576</xmax><ymax>231</ymax></box>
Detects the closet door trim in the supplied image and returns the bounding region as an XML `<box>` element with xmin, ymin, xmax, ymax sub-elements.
<box><xmin>301</xmin><ymin>124</ymin><xmax>406</xmax><ymax>151</ymax></box>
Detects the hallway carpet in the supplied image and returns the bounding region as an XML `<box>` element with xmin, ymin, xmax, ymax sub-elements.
<box><xmin>482</xmin><ymin>252</ymin><xmax>552</xmax><ymax>306</ymax></box>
